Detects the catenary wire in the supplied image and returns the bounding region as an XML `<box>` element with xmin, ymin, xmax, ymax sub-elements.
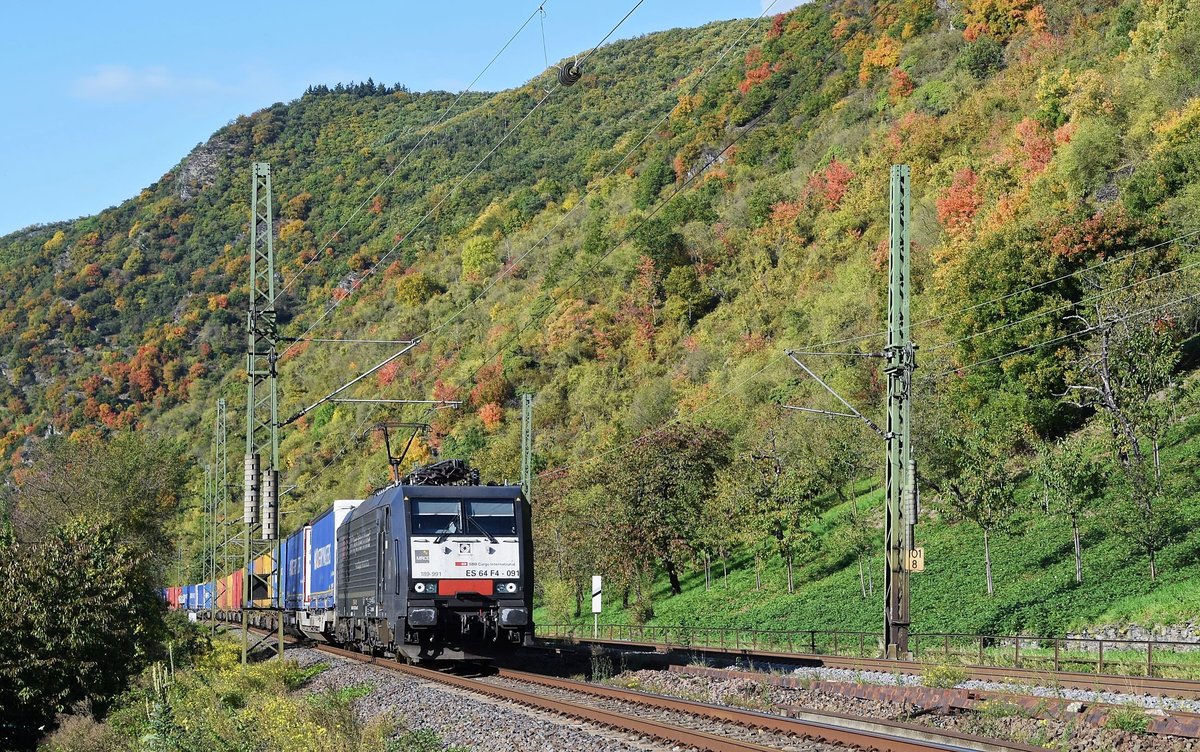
<box><xmin>412</xmin><ymin>0</ymin><xmax>780</xmax><ymax>344</ymax></box>
<box><xmin>457</xmin><ymin>1</ymin><xmax>887</xmax><ymax>391</ymax></box>
<box><xmin>923</xmin><ymin>289</ymin><xmax>1200</xmax><ymax>380</ymax></box>
<box><xmin>280</xmin><ymin>2</ymin><xmax>552</xmax><ymax>296</ymax></box>
<box><xmin>922</xmin><ymin>254</ymin><xmax>1200</xmax><ymax>354</ymax></box>
<box><xmin>909</xmin><ymin>228</ymin><xmax>1200</xmax><ymax>332</ymax></box>
<box><xmin>284</xmin><ymin>4</ymin><xmax>778</xmax><ymax>494</ymax></box>
<box><xmin>279</xmin><ymin>0</ymin><xmax>646</xmax><ymax>360</ymax></box>
<box><xmin>540</xmin><ymin>325</ymin><xmax>895</xmax><ymax>479</ymax></box>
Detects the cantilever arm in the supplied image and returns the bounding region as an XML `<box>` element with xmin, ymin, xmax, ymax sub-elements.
<box><xmin>785</xmin><ymin>351</ymin><xmax>886</xmax><ymax>439</ymax></box>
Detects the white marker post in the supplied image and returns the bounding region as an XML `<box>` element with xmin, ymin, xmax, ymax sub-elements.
<box><xmin>591</xmin><ymin>575</ymin><xmax>602</xmax><ymax>639</ymax></box>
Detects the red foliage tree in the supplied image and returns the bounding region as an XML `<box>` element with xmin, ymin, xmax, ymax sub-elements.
<box><xmin>806</xmin><ymin>158</ymin><xmax>855</xmax><ymax>210</ymax></box>
<box><xmin>935</xmin><ymin>168</ymin><xmax>983</xmax><ymax>240</ymax></box>
<box><xmin>1015</xmin><ymin>118</ymin><xmax>1053</xmax><ymax>175</ymax></box>
<box><xmin>738</xmin><ymin>47</ymin><xmax>772</xmax><ymax>94</ymax></box>
<box><xmin>432</xmin><ymin>378</ymin><xmax>458</xmax><ymax>402</ymax></box>
<box><xmin>1048</xmin><ymin>210</ymin><xmax>1144</xmax><ymax>260</ymax></box>
<box><xmin>739</xmin><ymin>62</ymin><xmax>772</xmax><ymax>94</ymax></box>
<box><xmin>81</xmin><ymin>374</ymin><xmax>104</xmax><ymax>397</ymax></box>
<box><xmin>624</xmin><ymin>255</ymin><xmax>659</xmax><ymax>346</ymax></box>
<box><xmin>470</xmin><ymin>359</ymin><xmax>510</xmax><ymax>406</ymax></box>
<box><xmin>376</xmin><ymin>360</ymin><xmax>400</xmax><ymax>388</ymax></box>
<box><xmin>888</xmin><ymin>68</ymin><xmax>914</xmax><ymax>101</ymax></box>
<box><xmin>479</xmin><ymin>402</ymin><xmax>503</xmax><ymax>431</ymax></box>
<box><xmin>767</xmin><ymin>13</ymin><xmax>787</xmax><ymax>40</ymax></box>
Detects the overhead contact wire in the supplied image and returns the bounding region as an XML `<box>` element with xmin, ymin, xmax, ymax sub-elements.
<box><xmin>414</xmin><ymin>0</ymin><xmax>779</xmax><ymax>344</ymax></box>
<box><xmin>460</xmin><ymin>0</ymin><xmax>885</xmax><ymax>391</ymax></box>
<box><xmin>280</xmin><ymin>0</ymin><xmax>647</xmax><ymax>360</ymax></box>
<box><xmin>925</xmin><ymin>290</ymin><xmax>1200</xmax><ymax>380</ymax></box>
<box><xmin>281</xmin><ymin>2</ymin><xmax>552</xmax><ymax>296</ymax></box>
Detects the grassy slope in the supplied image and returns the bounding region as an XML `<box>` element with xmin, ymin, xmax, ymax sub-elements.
<box><xmin>539</xmin><ymin>408</ymin><xmax>1200</xmax><ymax>637</ymax></box>
<box><xmin>4</xmin><ymin>0</ymin><xmax>1199</xmax><ymax>638</ymax></box>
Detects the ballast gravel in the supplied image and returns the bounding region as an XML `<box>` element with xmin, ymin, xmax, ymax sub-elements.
<box><xmin>610</xmin><ymin>667</ymin><xmax>1200</xmax><ymax>752</ymax></box>
<box><xmin>474</xmin><ymin>673</ymin><xmax>846</xmax><ymax>752</ymax></box>
<box><xmin>283</xmin><ymin>647</ymin><xmax>677</xmax><ymax>751</ymax></box>
<box><xmin>782</xmin><ymin>663</ymin><xmax>1200</xmax><ymax>714</ymax></box>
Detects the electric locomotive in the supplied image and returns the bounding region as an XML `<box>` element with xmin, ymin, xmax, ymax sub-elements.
<box><xmin>334</xmin><ymin>460</ymin><xmax>534</xmax><ymax>660</ymax></box>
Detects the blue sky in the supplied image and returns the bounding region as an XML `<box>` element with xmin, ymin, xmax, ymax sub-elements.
<box><xmin>0</xmin><ymin>1</ymin><xmax>802</xmax><ymax>236</ymax></box>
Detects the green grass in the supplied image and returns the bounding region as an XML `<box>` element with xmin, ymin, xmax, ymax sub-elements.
<box><xmin>536</xmin><ymin>414</ymin><xmax>1200</xmax><ymax>670</ymax></box>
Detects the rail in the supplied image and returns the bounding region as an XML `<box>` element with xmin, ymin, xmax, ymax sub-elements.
<box><xmin>225</xmin><ymin>623</ymin><xmax>1035</xmax><ymax>752</ymax></box>
<box><xmin>536</xmin><ymin>623</ymin><xmax>1200</xmax><ymax>679</ymax></box>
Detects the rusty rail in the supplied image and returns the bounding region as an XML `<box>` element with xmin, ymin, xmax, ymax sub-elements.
<box><xmin>226</xmin><ymin>623</ymin><xmax>1037</xmax><ymax>751</ymax></box>
<box><xmin>490</xmin><ymin>666</ymin><xmax>1042</xmax><ymax>752</ymax></box>
<box><xmin>537</xmin><ymin>629</ymin><xmax>1200</xmax><ymax>700</ymax></box>
<box><xmin>537</xmin><ymin>623</ymin><xmax>1200</xmax><ymax>680</ymax></box>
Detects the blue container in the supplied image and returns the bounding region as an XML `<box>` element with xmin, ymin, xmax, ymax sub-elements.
<box><xmin>306</xmin><ymin>499</ymin><xmax>361</xmax><ymax>610</ymax></box>
<box><xmin>284</xmin><ymin>527</ymin><xmax>305</xmax><ymax>610</ymax></box>
<box><xmin>201</xmin><ymin>582</ymin><xmax>213</xmax><ymax>610</ymax></box>
<box><xmin>184</xmin><ymin>584</ymin><xmax>195</xmax><ymax>610</ymax></box>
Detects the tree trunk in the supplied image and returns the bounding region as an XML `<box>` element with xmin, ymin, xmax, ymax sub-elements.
<box><xmin>868</xmin><ymin>560</ymin><xmax>874</xmax><ymax>597</ymax></box>
<box><xmin>665</xmin><ymin>559</ymin><xmax>682</xmax><ymax>595</ymax></box>
<box><xmin>1149</xmin><ymin>547</ymin><xmax>1157</xmax><ymax>582</ymax></box>
<box><xmin>755</xmin><ymin>554</ymin><xmax>762</xmax><ymax>591</ymax></box>
<box><xmin>1072</xmin><ymin>517</ymin><xmax>1083</xmax><ymax>584</ymax></box>
<box><xmin>858</xmin><ymin>556</ymin><xmax>867</xmax><ymax>598</ymax></box>
<box><xmin>983</xmin><ymin>527</ymin><xmax>994</xmax><ymax>596</ymax></box>
<box><xmin>1152</xmin><ymin>438</ymin><xmax>1163</xmax><ymax>490</ymax></box>
<box><xmin>704</xmin><ymin>552</ymin><xmax>711</xmax><ymax>591</ymax></box>
<box><xmin>722</xmin><ymin>556</ymin><xmax>728</xmax><ymax>588</ymax></box>
<box><xmin>786</xmin><ymin>552</ymin><xmax>794</xmax><ymax>594</ymax></box>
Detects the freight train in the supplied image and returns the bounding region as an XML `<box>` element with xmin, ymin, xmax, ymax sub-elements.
<box><xmin>167</xmin><ymin>461</ymin><xmax>534</xmax><ymax>661</ymax></box>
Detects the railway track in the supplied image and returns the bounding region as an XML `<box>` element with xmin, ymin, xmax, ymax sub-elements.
<box><xmin>226</xmin><ymin>624</ymin><xmax>1039</xmax><ymax>751</ymax></box>
<box><xmin>545</xmin><ymin>635</ymin><xmax>1200</xmax><ymax>700</ymax></box>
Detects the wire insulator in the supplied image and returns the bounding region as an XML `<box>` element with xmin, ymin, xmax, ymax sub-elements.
<box><xmin>243</xmin><ymin>453</ymin><xmax>259</xmax><ymax>525</ymax></box>
<box><xmin>558</xmin><ymin>61</ymin><xmax>582</xmax><ymax>86</ymax></box>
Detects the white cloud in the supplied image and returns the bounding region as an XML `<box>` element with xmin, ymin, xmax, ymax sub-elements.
<box><xmin>763</xmin><ymin>0</ymin><xmax>805</xmax><ymax>13</ymax></box>
<box><xmin>70</xmin><ymin>65</ymin><xmax>220</xmax><ymax>102</ymax></box>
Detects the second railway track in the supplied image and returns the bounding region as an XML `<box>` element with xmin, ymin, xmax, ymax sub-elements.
<box><xmin>543</xmin><ymin>635</ymin><xmax>1200</xmax><ymax>701</ymax></box>
<box><xmin>230</xmin><ymin>624</ymin><xmax>1043</xmax><ymax>752</ymax></box>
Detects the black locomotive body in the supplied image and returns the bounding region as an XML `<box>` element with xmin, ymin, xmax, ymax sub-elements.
<box><xmin>335</xmin><ymin>482</ymin><xmax>534</xmax><ymax>660</ymax></box>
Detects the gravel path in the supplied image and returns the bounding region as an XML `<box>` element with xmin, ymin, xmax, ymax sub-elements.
<box><xmin>611</xmin><ymin>667</ymin><xmax>1200</xmax><ymax>752</ymax></box>
<box><xmin>284</xmin><ymin>647</ymin><xmax>696</xmax><ymax>751</ymax></box>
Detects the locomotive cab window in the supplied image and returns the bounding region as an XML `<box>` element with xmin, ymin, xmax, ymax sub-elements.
<box><xmin>465</xmin><ymin>500</ymin><xmax>517</xmax><ymax>537</ymax></box>
<box><xmin>411</xmin><ymin>500</ymin><xmax>460</xmax><ymax>535</ymax></box>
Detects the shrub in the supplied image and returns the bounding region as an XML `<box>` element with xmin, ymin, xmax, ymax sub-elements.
<box><xmin>395</xmin><ymin>272</ymin><xmax>444</xmax><ymax>306</ymax></box>
<box><xmin>1058</xmin><ymin>117</ymin><xmax>1122</xmax><ymax>196</ymax></box>
<box><xmin>540</xmin><ymin>578</ymin><xmax>576</xmax><ymax>624</ymax></box>
<box><xmin>920</xmin><ymin>663</ymin><xmax>969</xmax><ymax>688</ymax></box>
<box><xmin>958</xmin><ymin>35</ymin><xmax>1005</xmax><ymax>80</ymax></box>
<box><xmin>590</xmin><ymin>646</ymin><xmax>615</xmax><ymax>682</ymax></box>
<box><xmin>912</xmin><ymin>80</ymin><xmax>960</xmax><ymax>115</ymax></box>
<box><xmin>460</xmin><ymin>235</ymin><xmax>499</xmax><ymax>281</ymax></box>
<box><xmin>1106</xmin><ymin>704</ymin><xmax>1150</xmax><ymax>734</ymax></box>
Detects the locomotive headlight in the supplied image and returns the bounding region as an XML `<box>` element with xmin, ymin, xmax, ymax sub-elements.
<box><xmin>495</xmin><ymin>581</ymin><xmax>518</xmax><ymax>594</ymax></box>
<box><xmin>414</xmin><ymin>582</ymin><xmax>426</xmax><ymax>593</ymax></box>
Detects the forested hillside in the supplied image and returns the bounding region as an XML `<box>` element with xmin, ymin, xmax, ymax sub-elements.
<box><xmin>3</xmin><ymin>0</ymin><xmax>1200</xmax><ymax>637</ymax></box>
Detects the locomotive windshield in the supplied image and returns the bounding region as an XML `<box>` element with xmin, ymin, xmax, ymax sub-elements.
<box><xmin>411</xmin><ymin>500</ymin><xmax>460</xmax><ymax>535</ymax></box>
<box><xmin>409</xmin><ymin>498</ymin><xmax>517</xmax><ymax>538</ymax></box>
<box><xmin>465</xmin><ymin>500</ymin><xmax>517</xmax><ymax>537</ymax></box>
